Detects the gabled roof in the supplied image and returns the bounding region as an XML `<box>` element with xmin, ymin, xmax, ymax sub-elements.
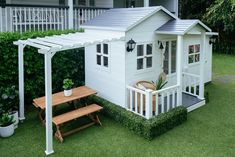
<box><xmin>82</xmin><ymin>6</ymin><xmax>177</xmax><ymax>32</ymax></box>
<box><xmin>156</xmin><ymin>19</ymin><xmax>212</xmax><ymax>35</ymax></box>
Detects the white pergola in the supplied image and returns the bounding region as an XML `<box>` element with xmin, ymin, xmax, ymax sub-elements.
<box><xmin>14</xmin><ymin>31</ymin><xmax>124</xmax><ymax>155</ymax></box>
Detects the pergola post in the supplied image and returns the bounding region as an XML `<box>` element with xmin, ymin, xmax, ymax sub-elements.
<box><xmin>18</xmin><ymin>43</ymin><xmax>25</xmax><ymax>121</ymax></box>
<box><xmin>144</xmin><ymin>0</ymin><xmax>149</xmax><ymax>7</ymax></box>
<box><xmin>199</xmin><ymin>31</ymin><xmax>206</xmax><ymax>99</ymax></box>
<box><xmin>176</xmin><ymin>35</ymin><xmax>183</xmax><ymax>106</ymax></box>
<box><xmin>44</xmin><ymin>52</ymin><xmax>54</xmax><ymax>155</ymax></box>
<box><xmin>68</xmin><ymin>0</ymin><xmax>74</xmax><ymax>29</ymax></box>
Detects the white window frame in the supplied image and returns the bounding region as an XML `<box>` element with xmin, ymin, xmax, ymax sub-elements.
<box><xmin>136</xmin><ymin>42</ymin><xmax>154</xmax><ymax>72</ymax></box>
<box><xmin>188</xmin><ymin>44</ymin><xmax>200</xmax><ymax>65</ymax></box>
<box><xmin>96</xmin><ymin>43</ymin><xmax>110</xmax><ymax>71</ymax></box>
<box><xmin>163</xmin><ymin>40</ymin><xmax>177</xmax><ymax>76</ymax></box>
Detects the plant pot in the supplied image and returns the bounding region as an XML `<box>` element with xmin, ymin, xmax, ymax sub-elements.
<box><xmin>9</xmin><ymin>111</ymin><xmax>19</xmax><ymax>129</ymax></box>
<box><xmin>64</xmin><ymin>89</ymin><xmax>72</xmax><ymax>97</ymax></box>
<box><xmin>0</xmin><ymin>124</ymin><xmax>14</xmax><ymax>138</ymax></box>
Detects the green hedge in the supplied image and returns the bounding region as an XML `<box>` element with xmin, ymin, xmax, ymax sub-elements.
<box><xmin>0</xmin><ymin>30</ymin><xmax>85</xmax><ymax>105</ymax></box>
<box><xmin>91</xmin><ymin>96</ymin><xmax>187</xmax><ymax>140</ymax></box>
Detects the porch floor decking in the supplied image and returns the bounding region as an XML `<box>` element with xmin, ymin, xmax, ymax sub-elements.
<box><xmin>182</xmin><ymin>93</ymin><xmax>203</xmax><ymax>108</ymax></box>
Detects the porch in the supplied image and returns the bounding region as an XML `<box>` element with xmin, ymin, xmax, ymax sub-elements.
<box><xmin>126</xmin><ymin>72</ymin><xmax>205</xmax><ymax>119</ymax></box>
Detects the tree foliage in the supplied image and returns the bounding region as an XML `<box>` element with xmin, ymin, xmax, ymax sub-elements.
<box><xmin>203</xmin><ymin>0</ymin><xmax>235</xmax><ymax>34</ymax></box>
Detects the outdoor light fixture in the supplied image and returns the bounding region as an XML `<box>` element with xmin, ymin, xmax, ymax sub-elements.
<box><xmin>127</xmin><ymin>39</ymin><xmax>136</xmax><ymax>52</ymax></box>
<box><xmin>209</xmin><ymin>36</ymin><xmax>217</xmax><ymax>45</ymax></box>
<box><xmin>158</xmin><ymin>41</ymin><xmax>164</xmax><ymax>50</ymax></box>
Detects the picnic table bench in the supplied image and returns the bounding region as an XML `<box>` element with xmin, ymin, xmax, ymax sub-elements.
<box><xmin>32</xmin><ymin>86</ymin><xmax>103</xmax><ymax>142</ymax></box>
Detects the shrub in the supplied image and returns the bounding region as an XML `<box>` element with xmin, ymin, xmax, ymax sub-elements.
<box><xmin>0</xmin><ymin>86</ymin><xmax>19</xmax><ymax>116</ymax></box>
<box><xmin>0</xmin><ymin>30</ymin><xmax>85</xmax><ymax>105</ymax></box>
<box><xmin>91</xmin><ymin>96</ymin><xmax>187</xmax><ymax>140</ymax></box>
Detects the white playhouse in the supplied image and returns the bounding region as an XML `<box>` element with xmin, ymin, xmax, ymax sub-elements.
<box><xmin>15</xmin><ymin>6</ymin><xmax>217</xmax><ymax>155</ymax></box>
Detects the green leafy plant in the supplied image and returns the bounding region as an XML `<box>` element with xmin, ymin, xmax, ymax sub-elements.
<box><xmin>0</xmin><ymin>86</ymin><xmax>19</xmax><ymax>116</ymax></box>
<box><xmin>63</xmin><ymin>79</ymin><xmax>74</xmax><ymax>90</ymax></box>
<box><xmin>0</xmin><ymin>114</ymin><xmax>15</xmax><ymax>127</ymax></box>
<box><xmin>155</xmin><ymin>73</ymin><xmax>168</xmax><ymax>90</ymax></box>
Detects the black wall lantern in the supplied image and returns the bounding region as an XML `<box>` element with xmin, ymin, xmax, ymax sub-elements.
<box><xmin>158</xmin><ymin>41</ymin><xmax>164</xmax><ymax>50</ymax></box>
<box><xmin>209</xmin><ymin>36</ymin><xmax>217</xmax><ymax>45</ymax></box>
<box><xmin>127</xmin><ymin>39</ymin><xmax>136</xmax><ymax>52</ymax></box>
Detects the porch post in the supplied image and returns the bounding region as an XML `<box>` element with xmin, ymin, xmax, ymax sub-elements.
<box><xmin>145</xmin><ymin>89</ymin><xmax>153</xmax><ymax>119</ymax></box>
<box><xmin>68</xmin><ymin>0</ymin><xmax>74</xmax><ymax>29</ymax></box>
<box><xmin>199</xmin><ymin>31</ymin><xmax>206</xmax><ymax>99</ymax></box>
<box><xmin>44</xmin><ymin>52</ymin><xmax>54</xmax><ymax>155</ymax></box>
<box><xmin>144</xmin><ymin>0</ymin><xmax>149</xmax><ymax>7</ymax></box>
<box><xmin>176</xmin><ymin>35</ymin><xmax>183</xmax><ymax>106</ymax></box>
<box><xmin>18</xmin><ymin>44</ymin><xmax>26</xmax><ymax>121</ymax></box>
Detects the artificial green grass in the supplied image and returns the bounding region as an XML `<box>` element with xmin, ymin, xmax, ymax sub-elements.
<box><xmin>1</xmin><ymin>53</ymin><xmax>235</xmax><ymax>157</ymax></box>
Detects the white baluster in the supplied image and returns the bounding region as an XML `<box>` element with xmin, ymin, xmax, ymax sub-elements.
<box><xmin>155</xmin><ymin>93</ymin><xmax>159</xmax><ymax>116</ymax></box>
<box><xmin>140</xmin><ymin>93</ymin><xmax>143</xmax><ymax>116</ymax></box>
<box><xmin>130</xmin><ymin>90</ymin><xmax>133</xmax><ymax>111</ymax></box>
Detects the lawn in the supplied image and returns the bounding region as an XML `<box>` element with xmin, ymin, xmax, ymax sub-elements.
<box><xmin>1</xmin><ymin>53</ymin><xmax>235</xmax><ymax>157</ymax></box>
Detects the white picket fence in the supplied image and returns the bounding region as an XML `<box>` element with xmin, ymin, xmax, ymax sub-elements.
<box><xmin>0</xmin><ymin>5</ymin><xmax>108</xmax><ymax>33</ymax></box>
<box><xmin>126</xmin><ymin>85</ymin><xmax>180</xmax><ymax>119</ymax></box>
<box><xmin>182</xmin><ymin>72</ymin><xmax>200</xmax><ymax>97</ymax></box>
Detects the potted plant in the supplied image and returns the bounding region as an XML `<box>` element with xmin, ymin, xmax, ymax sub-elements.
<box><xmin>155</xmin><ymin>72</ymin><xmax>168</xmax><ymax>105</ymax></box>
<box><xmin>63</xmin><ymin>79</ymin><xmax>74</xmax><ymax>97</ymax></box>
<box><xmin>0</xmin><ymin>114</ymin><xmax>15</xmax><ymax>137</ymax></box>
<box><xmin>0</xmin><ymin>86</ymin><xmax>19</xmax><ymax>129</ymax></box>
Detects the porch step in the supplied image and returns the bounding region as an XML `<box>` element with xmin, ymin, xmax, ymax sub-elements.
<box><xmin>182</xmin><ymin>93</ymin><xmax>205</xmax><ymax>112</ymax></box>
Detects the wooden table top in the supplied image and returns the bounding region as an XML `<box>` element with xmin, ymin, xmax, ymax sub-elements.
<box><xmin>33</xmin><ymin>86</ymin><xmax>97</xmax><ymax>110</ymax></box>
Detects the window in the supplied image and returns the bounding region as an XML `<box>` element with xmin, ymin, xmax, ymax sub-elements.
<box><xmin>96</xmin><ymin>43</ymin><xmax>109</xmax><ymax>68</ymax></box>
<box><xmin>188</xmin><ymin>44</ymin><xmax>200</xmax><ymax>64</ymax></box>
<box><xmin>163</xmin><ymin>40</ymin><xmax>177</xmax><ymax>75</ymax></box>
<box><xmin>137</xmin><ymin>44</ymin><xmax>153</xmax><ymax>70</ymax></box>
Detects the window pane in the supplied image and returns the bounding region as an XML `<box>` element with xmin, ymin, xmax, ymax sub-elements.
<box><xmin>163</xmin><ymin>42</ymin><xmax>169</xmax><ymax>74</ymax></box>
<box><xmin>188</xmin><ymin>55</ymin><xmax>194</xmax><ymax>64</ymax></box>
<box><xmin>137</xmin><ymin>58</ymin><xmax>144</xmax><ymax>70</ymax></box>
<box><xmin>189</xmin><ymin>45</ymin><xmax>194</xmax><ymax>54</ymax></box>
<box><xmin>103</xmin><ymin>44</ymin><xmax>108</xmax><ymax>54</ymax></box>
<box><xmin>103</xmin><ymin>56</ymin><xmax>108</xmax><ymax>67</ymax></box>
<box><xmin>171</xmin><ymin>41</ymin><xmax>177</xmax><ymax>73</ymax></box>
<box><xmin>137</xmin><ymin>45</ymin><xmax>144</xmax><ymax>56</ymax></box>
<box><xmin>97</xmin><ymin>44</ymin><xmax>101</xmax><ymax>53</ymax></box>
<box><xmin>97</xmin><ymin>55</ymin><xmax>101</xmax><ymax>65</ymax></box>
<box><xmin>147</xmin><ymin>44</ymin><xmax>152</xmax><ymax>55</ymax></box>
<box><xmin>195</xmin><ymin>54</ymin><xmax>200</xmax><ymax>62</ymax></box>
<box><xmin>195</xmin><ymin>44</ymin><xmax>200</xmax><ymax>53</ymax></box>
<box><xmin>146</xmin><ymin>57</ymin><xmax>152</xmax><ymax>68</ymax></box>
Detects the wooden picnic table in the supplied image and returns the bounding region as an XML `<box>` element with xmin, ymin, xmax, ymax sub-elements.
<box><xmin>33</xmin><ymin>86</ymin><xmax>97</xmax><ymax>123</ymax></box>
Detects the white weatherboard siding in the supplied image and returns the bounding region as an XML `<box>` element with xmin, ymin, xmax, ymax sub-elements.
<box><xmin>85</xmin><ymin>38</ymin><xmax>126</xmax><ymax>107</ymax></box>
<box><xmin>125</xmin><ymin>11</ymin><xmax>172</xmax><ymax>86</ymax></box>
<box><xmin>183</xmin><ymin>35</ymin><xmax>212</xmax><ymax>83</ymax></box>
<box><xmin>150</xmin><ymin>0</ymin><xmax>176</xmax><ymax>12</ymax></box>
<box><xmin>95</xmin><ymin>0</ymin><xmax>113</xmax><ymax>8</ymax></box>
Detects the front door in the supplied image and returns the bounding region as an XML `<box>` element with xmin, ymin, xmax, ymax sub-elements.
<box><xmin>163</xmin><ymin>40</ymin><xmax>177</xmax><ymax>76</ymax></box>
<box><xmin>113</xmin><ymin>0</ymin><xmax>144</xmax><ymax>8</ymax></box>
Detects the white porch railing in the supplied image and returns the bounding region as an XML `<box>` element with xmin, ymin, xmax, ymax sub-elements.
<box><xmin>0</xmin><ymin>4</ymin><xmax>108</xmax><ymax>33</ymax></box>
<box><xmin>182</xmin><ymin>72</ymin><xmax>200</xmax><ymax>97</ymax></box>
<box><xmin>126</xmin><ymin>85</ymin><xmax>180</xmax><ymax>119</ymax></box>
